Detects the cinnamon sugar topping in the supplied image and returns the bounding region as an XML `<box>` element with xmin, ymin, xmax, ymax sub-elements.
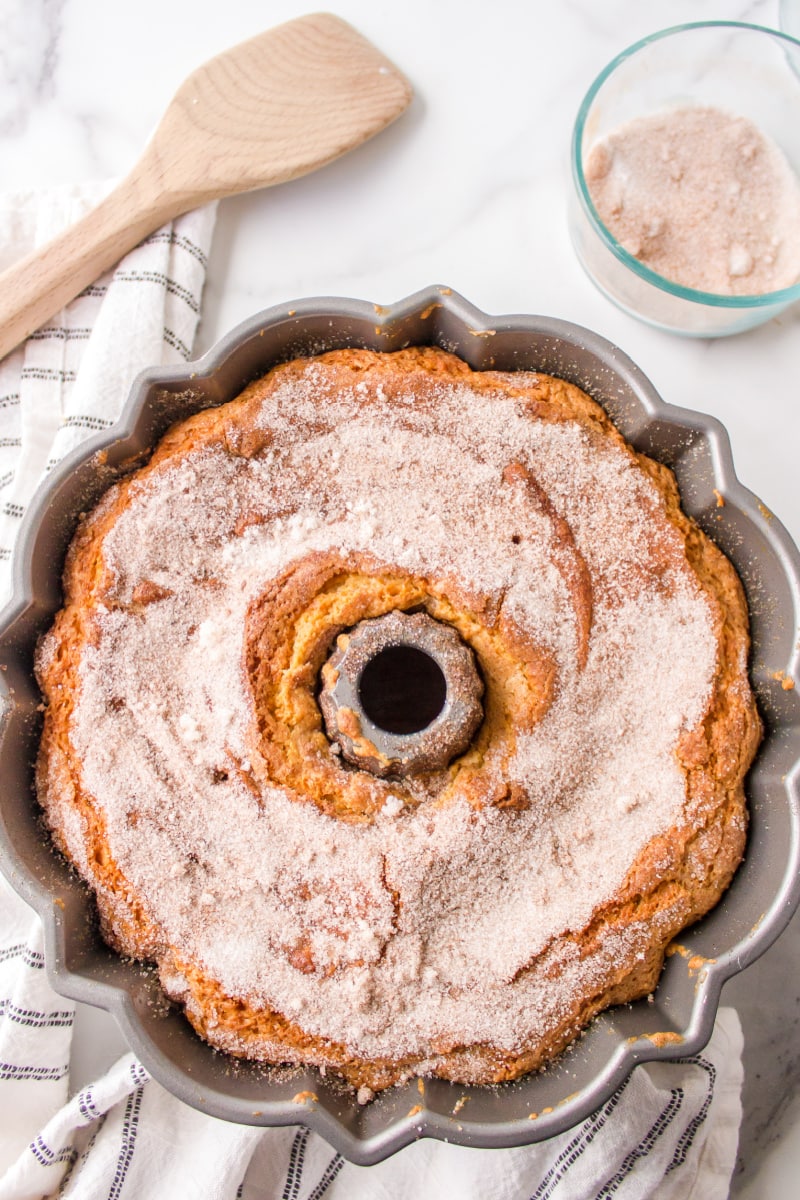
<box><xmin>45</xmin><ymin>353</ymin><xmax>727</xmax><ymax>1068</ymax></box>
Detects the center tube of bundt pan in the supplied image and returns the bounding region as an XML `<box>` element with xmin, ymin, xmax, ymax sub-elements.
<box><xmin>318</xmin><ymin>610</ymin><xmax>484</xmax><ymax>778</ymax></box>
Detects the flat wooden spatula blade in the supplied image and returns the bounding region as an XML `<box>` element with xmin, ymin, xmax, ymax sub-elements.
<box><xmin>150</xmin><ymin>13</ymin><xmax>413</xmax><ymax>196</ymax></box>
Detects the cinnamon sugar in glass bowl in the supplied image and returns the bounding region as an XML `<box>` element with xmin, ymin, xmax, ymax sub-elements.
<box><xmin>569</xmin><ymin>22</ymin><xmax>800</xmax><ymax>337</ymax></box>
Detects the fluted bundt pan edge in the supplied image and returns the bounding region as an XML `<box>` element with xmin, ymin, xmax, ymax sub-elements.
<box><xmin>1</xmin><ymin>286</ymin><xmax>798</xmax><ymax>1165</ymax></box>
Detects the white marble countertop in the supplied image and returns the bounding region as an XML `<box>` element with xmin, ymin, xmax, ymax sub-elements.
<box><xmin>3</xmin><ymin>0</ymin><xmax>799</xmax><ymax>1194</ymax></box>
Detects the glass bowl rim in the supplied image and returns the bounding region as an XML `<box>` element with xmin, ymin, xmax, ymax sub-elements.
<box><xmin>571</xmin><ymin>20</ymin><xmax>800</xmax><ymax>310</ymax></box>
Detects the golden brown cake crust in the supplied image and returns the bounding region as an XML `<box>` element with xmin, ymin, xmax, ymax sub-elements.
<box><xmin>35</xmin><ymin>347</ymin><xmax>761</xmax><ymax>1089</ymax></box>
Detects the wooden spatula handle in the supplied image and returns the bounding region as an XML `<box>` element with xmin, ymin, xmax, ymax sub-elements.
<box><xmin>0</xmin><ymin>169</ymin><xmax>176</xmax><ymax>362</ymax></box>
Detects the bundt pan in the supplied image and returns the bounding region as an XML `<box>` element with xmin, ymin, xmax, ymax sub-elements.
<box><xmin>1</xmin><ymin>287</ymin><xmax>799</xmax><ymax>1165</ymax></box>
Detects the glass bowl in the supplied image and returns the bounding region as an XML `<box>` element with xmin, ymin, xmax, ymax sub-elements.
<box><xmin>781</xmin><ymin>0</ymin><xmax>800</xmax><ymax>43</ymax></box>
<box><xmin>570</xmin><ymin>22</ymin><xmax>800</xmax><ymax>337</ymax></box>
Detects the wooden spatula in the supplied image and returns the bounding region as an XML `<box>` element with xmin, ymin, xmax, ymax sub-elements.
<box><xmin>0</xmin><ymin>12</ymin><xmax>412</xmax><ymax>362</ymax></box>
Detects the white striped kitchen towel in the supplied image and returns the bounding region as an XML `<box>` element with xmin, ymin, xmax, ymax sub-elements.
<box><xmin>0</xmin><ymin>180</ymin><xmax>217</xmax><ymax>608</ymax></box>
<box><xmin>0</xmin><ymin>184</ymin><xmax>745</xmax><ymax>1199</ymax></box>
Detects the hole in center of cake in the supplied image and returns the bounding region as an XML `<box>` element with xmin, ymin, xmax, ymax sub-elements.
<box><xmin>318</xmin><ymin>609</ymin><xmax>484</xmax><ymax>778</ymax></box>
<box><xmin>358</xmin><ymin>644</ymin><xmax>447</xmax><ymax>734</ymax></box>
